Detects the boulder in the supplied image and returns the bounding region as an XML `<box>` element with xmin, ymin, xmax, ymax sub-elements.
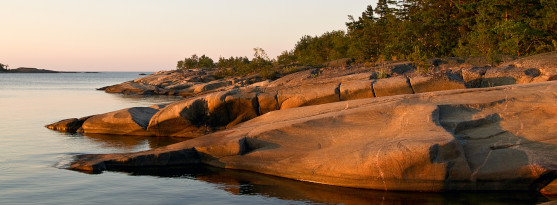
<box><xmin>144</xmin><ymin>89</ymin><xmax>261</xmax><ymax>137</ymax></box>
<box><xmin>165</xmin><ymin>82</ymin><xmax>192</xmax><ymax>90</ymax></box>
<box><xmin>267</xmin><ymin>69</ymin><xmax>315</xmax><ymax>88</ymax></box>
<box><xmin>146</xmin><ymin>96</ymin><xmax>210</xmax><ymax>137</ymax></box>
<box><xmin>104</xmin><ymin>81</ymin><xmax>159</xmax><ymax>95</ymax></box>
<box><xmin>257</xmin><ymin>88</ymin><xmax>279</xmax><ymax>115</ymax></box>
<box><xmin>373</xmin><ymin>76</ymin><xmax>414</xmax><ymax>97</ymax></box>
<box><xmin>45</xmin><ymin>116</ymin><xmax>90</xmax><ymax>133</ymax></box>
<box><xmin>68</xmin><ymin>81</ymin><xmax>557</xmax><ymax>193</ymax></box>
<box><xmin>222</xmin><ymin>90</ymin><xmax>260</xmax><ymax>128</ymax></box>
<box><xmin>80</xmin><ymin>107</ymin><xmax>159</xmax><ymax>136</ymax></box>
<box><xmin>191</xmin><ymin>81</ymin><xmax>232</xmax><ymax>94</ymax></box>
<box><xmin>318</xmin><ymin>72</ymin><xmax>373</xmax><ymax>85</ymax></box>
<box><xmin>246</xmin><ymin>80</ymin><xmax>271</xmax><ymax>88</ymax></box>
<box><xmin>133</xmin><ymin>69</ymin><xmax>210</xmax><ymax>87</ymax></box>
<box><xmin>277</xmin><ymin>82</ymin><xmax>340</xmax><ymax>109</ymax></box>
<box><xmin>500</xmin><ymin>51</ymin><xmax>557</xmax><ymax>79</ymax></box>
<box><xmin>408</xmin><ymin>72</ymin><xmax>466</xmax><ymax>93</ymax></box>
<box><xmin>339</xmin><ymin>80</ymin><xmax>374</xmax><ymax>101</ymax></box>
<box><xmin>461</xmin><ymin>66</ymin><xmax>488</xmax><ymax>88</ymax></box>
<box><xmin>482</xmin><ymin>66</ymin><xmax>543</xmax><ymax>87</ymax></box>
<box><xmin>99</xmin><ymin>68</ymin><xmax>263</xmax><ymax>96</ymax></box>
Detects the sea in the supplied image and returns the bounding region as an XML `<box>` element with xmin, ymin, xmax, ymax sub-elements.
<box><xmin>0</xmin><ymin>72</ymin><xmax>554</xmax><ymax>205</ymax></box>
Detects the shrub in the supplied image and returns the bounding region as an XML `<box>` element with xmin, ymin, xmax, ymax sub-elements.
<box><xmin>177</xmin><ymin>54</ymin><xmax>215</xmax><ymax>70</ymax></box>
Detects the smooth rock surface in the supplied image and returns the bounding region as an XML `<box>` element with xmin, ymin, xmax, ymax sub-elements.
<box><xmin>45</xmin><ymin>116</ymin><xmax>90</xmax><ymax>133</ymax></box>
<box><xmin>373</xmin><ymin>76</ymin><xmax>414</xmax><ymax>97</ymax></box>
<box><xmin>81</xmin><ymin>107</ymin><xmax>159</xmax><ymax>136</ymax></box>
<box><xmin>408</xmin><ymin>72</ymin><xmax>466</xmax><ymax>93</ymax></box>
<box><xmin>482</xmin><ymin>66</ymin><xmax>543</xmax><ymax>86</ymax></box>
<box><xmin>69</xmin><ymin>81</ymin><xmax>557</xmax><ymax>193</ymax></box>
<box><xmin>339</xmin><ymin>79</ymin><xmax>374</xmax><ymax>101</ymax></box>
<box><xmin>277</xmin><ymin>82</ymin><xmax>340</xmax><ymax>109</ymax></box>
<box><xmin>501</xmin><ymin>51</ymin><xmax>557</xmax><ymax>79</ymax></box>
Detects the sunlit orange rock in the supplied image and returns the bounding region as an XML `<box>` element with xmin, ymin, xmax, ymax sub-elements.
<box><xmin>68</xmin><ymin>81</ymin><xmax>557</xmax><ymax>193</ymax></box>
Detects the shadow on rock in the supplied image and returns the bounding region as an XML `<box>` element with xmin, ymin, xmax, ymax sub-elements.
<box><xmin>432</xmin><ymin>102</ymin><xmax>557</xmax><ymax>192</ymax></box>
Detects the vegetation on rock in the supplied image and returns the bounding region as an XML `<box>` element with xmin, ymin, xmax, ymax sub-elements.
<box><xmin>175</xmin><ymin>0</ymin><xmax>557</xmax><ymax>77</ymax></box>
<box><xmin>176</xmin><ymin>54</ymin><xmax>216</xmax><ymax>70</ymax></box>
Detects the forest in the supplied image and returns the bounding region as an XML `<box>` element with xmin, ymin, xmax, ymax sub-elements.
<box><xmin>177</xmin><ymin>0</ymin><xmax>557</xmax><ymax>78</ymax></box>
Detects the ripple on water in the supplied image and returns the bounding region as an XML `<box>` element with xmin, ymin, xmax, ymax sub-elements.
<box><xmin>54</xmin><ymin>154</ymin><xmax>80</xmax><ymax>169</ymax></box>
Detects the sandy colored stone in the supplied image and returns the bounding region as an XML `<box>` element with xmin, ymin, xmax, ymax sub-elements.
<box><xmin>257</xmin><ymin>90</ymin><xmax>279</xmax><ymax>115</ymax></box>
<box><xmin>143</xmin><ymin>89</ymin><xmax>261</xmax><ymax>137</ymax></box>
<box><xmin>45</xmin><ymin>116</ymin><xmax>90</xmax><ymax>133</ymax></box>
<box><xmin>373</xmin><ymin>76</ymin><xmax>414</xmax><ymax>97</ymax></box>
<box><xmin>482</xmin><ymin>66</ymin><xmax>543</xmax><ymax>86</ymax></box>
<box><xmin>339</xmin><ymin>79</ymin><xmax>374</xmax><ymax>101</ymax></box>
<box><xmin>408</xmin><ymin>73</ymin><xmax>466</xmax><ymax>93</ymax></box>
<box><xmin>68</xmin><ymin>81</ymin><xmax>557</xmax><ymax>193</ymax></box>
<box><xmin>223</xmin><ymin>90</ymin><xmax>259</xmax><ymax>128</ymax></box>
<box><xmin>501</xmin><ymin>51</ymin><xmax>557</xmax><ymax>78</ymax></box>
<box><xmin>277</xmin><ymin>82</ymin><xmax>340</xmax><ymax>109</ymax></box>
<box><xmin>81</xmin><ymin>107</ymin><xmax>158</xmax><ymax>136</ymax></box>
<box><xmin>460</xmin><ymin>66</ymin><xmax>488</xmax><ymax>88</ymax></box>
<box><xmin>191</xmin><ymin>81</ymin><xmax>231</xmax><ymax>94</ymax></box>
<box><xmin>101</xmin><ymin>69</ymin><xmax>262</xmax><ymax>96</ymax></box>
<box><xmin>146</xmin><ymin>96</ymin><xmax>211</xmax><ymax>137</ymax></box>
<box><xmin>103</xmin><ymin>81</ymin><xmax>159</xmax><ymax>95</ymax></box>
<box><xmin>267</xmin><ymin>69</ymin><xmax>315</xmax><ymax>88</ymax></box>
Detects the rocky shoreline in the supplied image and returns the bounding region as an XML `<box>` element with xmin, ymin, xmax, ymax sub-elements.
<box><xmin>96</xmin><ymin>52</ymin><xmax>557</xmax><ymax>98</ymax></box>
<box><xmin>47</xmin><ymin>52</ymin><xmax>557</xmax><ymax>194</ymax></box>
<box><xmin>49</xmin><ymin>52</ymin><xmax>557</xmax><ymax>137</ymax></box>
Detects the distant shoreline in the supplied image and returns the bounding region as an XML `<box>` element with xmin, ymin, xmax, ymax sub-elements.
<box><xmin>0</xmin><ymin>67</ymin><xmax>100</xmax><ymax>73</ymax></box>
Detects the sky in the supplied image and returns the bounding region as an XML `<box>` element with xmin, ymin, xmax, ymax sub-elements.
<box><xmin>0</xmin><ymin>0</ymin><xmax>377</xmax><ymax>72</ymax></box>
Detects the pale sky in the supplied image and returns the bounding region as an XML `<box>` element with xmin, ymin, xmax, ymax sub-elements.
<box><xmin>0</xmin><ymin>0</ymin><xmax>377</xmax><ymax>71</ymax></box>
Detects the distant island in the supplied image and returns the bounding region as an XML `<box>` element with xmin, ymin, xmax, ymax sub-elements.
<box><xmin>0</xmin><ymin>67</ymin><xmax>69</xmax><ymax>73</ymax></box>
<box><xmin>0</xmin><ymin>65</ymin><xmax>99</xmax><ymax>73</ymax></box>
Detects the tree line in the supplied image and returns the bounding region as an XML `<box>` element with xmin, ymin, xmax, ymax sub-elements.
<box><xmin>177</xmin><ymin>0</ymin><xmax>557</xmax><ymax>78</ymax></box>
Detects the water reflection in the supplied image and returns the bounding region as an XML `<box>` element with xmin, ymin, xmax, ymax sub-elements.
<box><xmin>107</xmin><ymin>93</ymin><xmax>184</xmax><ymax>105</ymax></box>
<box><xmin>65</xmin><ymin>133</ymin><xmax>190</xmax><ymax>151</ymax></box>
<box><xmin>109</xmin><ymin>165</ymin><xmax>553</xmax><ymax>205</ymax></box>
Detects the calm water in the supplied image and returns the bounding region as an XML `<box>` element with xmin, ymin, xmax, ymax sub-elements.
<box><xmin>0</xmin><ymin>72</ymin><xmax>554</xmax><ymax>205</ymax></box>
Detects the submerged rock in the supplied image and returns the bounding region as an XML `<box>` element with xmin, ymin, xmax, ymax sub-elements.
<box><xmin>68</xmin><ymin>81</ymin><xmax>557</xmax><ymax>193</ymax></box>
